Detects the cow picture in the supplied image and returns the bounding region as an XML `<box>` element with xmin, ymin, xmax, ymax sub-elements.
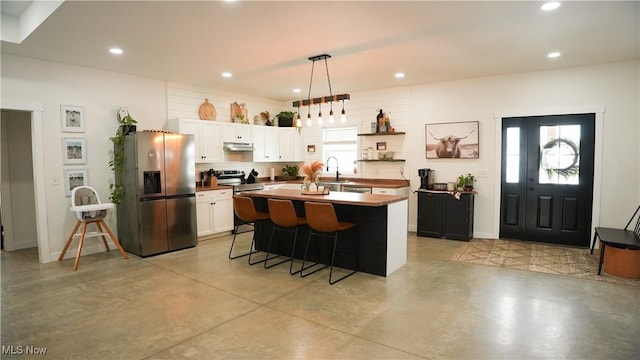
<box><xmin>425</xmin><ymin>121</ymin><xmax>479</xmax><ymax>159</ymax></box>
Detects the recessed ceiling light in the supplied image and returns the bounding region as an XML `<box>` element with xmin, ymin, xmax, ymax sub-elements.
<box><xmin>109</xmin><ymin>48</ymin><xmax>123</xmax><ymax>55</ymax></box>
<box><xmin>222</xmin><ymin>72</ymin><xmax>232</xmax><ymax>78</ymax></box>
<box><xmin>547</xmin><ymin>52</ymin><xmax>561</xmax><ymax>58</ymax></box>
<box><xmin>541</xmin><ymin>2</ymin><xmax>561</xmax><ymax>11</ymax></box>
<box><xmin>394</xmin><ymin>72</ymin><xmax>405</xmax><ymax>78</ymax></box>
<box><xmin>293</xmin><ymin>88</ymin><xmax>301</xmax><ymax>93</ymax></box>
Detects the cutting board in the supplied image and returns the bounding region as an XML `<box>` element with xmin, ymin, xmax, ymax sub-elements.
<box><xmin>198</xmin><ymin>99</ymin><xmax>216</xmax><ymax>120</ymax></box>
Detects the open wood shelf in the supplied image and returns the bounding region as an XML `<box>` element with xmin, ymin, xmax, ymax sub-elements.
<box><xmin>358</xmin><ymin>159</ymin><xmax>406</xmax><ymax>162</ymax></box>
<box><xmin>358</xmin><ymin>132</ymin><xmax>406</xmax><ymax>136</ymax></box>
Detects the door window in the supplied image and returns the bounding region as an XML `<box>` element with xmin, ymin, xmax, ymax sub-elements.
<box><xmin>505</xmin><ymin>127</ymin><xmax>520</xmax><ymax>183</ymax></box>
<box><xmin>539</xmin><ymin>125</ymin><xmax>580</xmax><ymax>185</ymax></box>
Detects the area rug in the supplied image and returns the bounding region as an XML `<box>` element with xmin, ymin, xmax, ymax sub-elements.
<box><xmin>450</xmin><ymin>238</ymin><xmax>640</xmax><ymax>287</ymax></box>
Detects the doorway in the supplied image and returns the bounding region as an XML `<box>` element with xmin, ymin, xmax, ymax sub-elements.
<box><xmin>499</xmin><ymin>113</ymin><xmax>595</xmax><ymax>247</ymax></box>
<box><xmin>1</xmin><ymin>101</ymin><xmax>50</xmax><ymax>263</ymax></box>
<box><xmin>1</xmin><ymin>110</ymin><xmax>38</xmax><ymax>250</ymax></box>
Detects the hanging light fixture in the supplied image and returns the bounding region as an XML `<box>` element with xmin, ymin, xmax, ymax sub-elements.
<box><xmin>292</xmin><ymin>54</ymin><xmax>350</xmax><ymax>126</ymax></box>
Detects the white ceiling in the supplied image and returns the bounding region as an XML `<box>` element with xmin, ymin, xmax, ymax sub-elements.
<box><xmin>1</xmin><ymin>0</ymin><xmax>639</xmax><ymax>102</ymax></box>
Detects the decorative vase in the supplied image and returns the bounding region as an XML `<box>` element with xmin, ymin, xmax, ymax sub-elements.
<box><xmin>303</xmin><ymin>179</ymin><xmax>311</xmax><ymax>191</ymax></box>
<box><xmin>309</xmin><ymin>182</ymin><xmax>318</xmax><ymax>192</ymax></box>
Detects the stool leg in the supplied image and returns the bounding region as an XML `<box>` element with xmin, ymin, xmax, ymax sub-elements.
<box><xmin>300</xmin><ymin>230</ymin><xmax>329</xmax><ymax>277</ymax></box>
<box><xmin>248</xmin><ymin>221</ymin><xmax>269</xmax><ymax>265</ymax></box>
<box><xmin>230</xmin><ymin>222</ymin><xmax>262</xmax><ymax>261</ymax></box>
<box><xmin>99</xmin><ymin>220</ymin><xmax>128</xmax><ymax>259</ymax></box>
<box><xmin>264</xmin><ymin>225</ymin><xmax>292</xmax><ymax>269</ymax></box>
<box><xmin>59</xmin><ymin>220</ymin><xmax>81</xmax><ymax>261</ymax></box>
<box><xmin>289</xmin><ymin>227</ymin><xmax>302</xmax><ymax>275</ymax></box>
<box><xmin>95</xmin><ymin>221</ymin><xmax>111</xmax><ymax>251</ymax></box>
<box><xmin>73</xmin><ymin>223</ymin><xmax>89</xmax><ymax>271</ymax></box>
<box><xmin>597</xmin><ymin>243</ymin><xmax>606</xmax><ymax>275</ymax></box>
<box><xmin>328</xmin><ymin>232</ymin><xmax>358</xmax><ymax>285</ymax></box>
<box><xmin>590</xmin><ymin>232</ymin><xmax>599</xmax><ymax>255</ymax></box>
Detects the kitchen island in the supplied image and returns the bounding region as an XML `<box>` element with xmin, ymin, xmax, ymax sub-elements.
<box><xmin>239</xmin><ymin>189</ymin><xmax>408</xmax><ymax>276</ymax></box>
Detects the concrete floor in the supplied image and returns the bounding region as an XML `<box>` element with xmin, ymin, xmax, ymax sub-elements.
<box><xmin>2</xmin><ymin>232</ymin><xmax>639</xmax><ymax>359</ymax></box>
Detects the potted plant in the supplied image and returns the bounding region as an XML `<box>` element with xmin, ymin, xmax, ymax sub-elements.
<box><xmin>276</xmin><ymin>111</ymin><xmax>295</xmax><ymax>127</ymax></box>
<box><xmin>108</xmin><ymin>108</ymin><xmax>138</xmax><ymax>203</ymax></box>
<box><xmin>457</xmin><ymin>173</ymin><xmax>475</xmax><ymax>191</ymax></box>
<box><xmin>281</xmin><ymin>164</ymin><xmax>299</xmax><ymax>180</ymax></box>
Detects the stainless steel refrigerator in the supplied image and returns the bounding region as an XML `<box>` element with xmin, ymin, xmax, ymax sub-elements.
<box><xmin>117</xmin><ymin>132</ymin><xmax>197</xmax><ymax>257</ymax></box>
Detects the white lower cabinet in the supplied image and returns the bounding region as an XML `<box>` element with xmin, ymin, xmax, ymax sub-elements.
<box><xmin>196</xmin><ymin>189</ymin><xmax>233</xmax><ymax>237</ymax></box>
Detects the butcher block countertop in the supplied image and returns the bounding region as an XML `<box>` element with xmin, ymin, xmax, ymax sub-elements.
<box><xmin>196</xmin><ymin>184</ymin><xmax>233</xmax><ymax>192</ymax></box>
<box><xmin>239</xmin><ymin>189</ymin><xmax>407</xmax><ymax>207</ymax></box>
<box><xmin>259</xmin><ymin>177</ymin><xmax>410</xmax><ymax>189</ymax></box>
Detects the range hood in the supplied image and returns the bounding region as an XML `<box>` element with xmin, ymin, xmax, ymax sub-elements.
<box><xmin>223</xmin><ymin>142</ymin><xmax>254</xmax><ymax>152</ymax></box>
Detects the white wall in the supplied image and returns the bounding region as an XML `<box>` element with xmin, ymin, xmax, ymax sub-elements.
<box><xmin>166</xmin><ymin>82</ymin><xmax>291</xmax><ymax>179</ymax></box>
<box><xmin>1</xmin><ymin>55</ymin><xmax>167</xmax><ymax>261</ymax></box>
<box><xmin>407</xmin><ymin>61</ymin><xmax>639</xmax><ymax>237</ymax></box>
<box><xmin>1</xmin><ymin>54</ymin><xmax>638</xmax><ymax>261</ymax></box>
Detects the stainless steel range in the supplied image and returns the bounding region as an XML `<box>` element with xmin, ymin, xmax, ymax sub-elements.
<box><xmin>212</xmin><ymin>170</ymin><xmax>265</xmax><ymax>193</ymax></box>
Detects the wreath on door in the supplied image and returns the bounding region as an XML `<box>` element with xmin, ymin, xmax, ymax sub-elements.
<box><xmin>540</xmin><ymin>138</ymin><xmax>579</xmax><ymax>178</ymax></box>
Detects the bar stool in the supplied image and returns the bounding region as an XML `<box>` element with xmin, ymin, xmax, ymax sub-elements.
<box><xmin>265</xmin><ymin>199</ymin><xmax>307</xmax><ymax>274</ymax></box>
<box><xmin>301</xmin><ymin>201</ymin><xmax>358</xmax><ymax>285</ymax></box>
<box><xmin>231</xmin><ymin>195</ymin><xmax>271</xmax><ymax>265</ymax></box>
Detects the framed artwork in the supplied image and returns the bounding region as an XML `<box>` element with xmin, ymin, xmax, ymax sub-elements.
<box><xmin>62</xmin><ymin>137</ymin><xmax>87</xmax><ymax>164</ymax></box>
<box><xmin>425</xmin><ymin>121</ymin><xmax>479</xmax><ymax>159</ymax></box>
<box><xmin>376</xmin><ymin>142</ymin><xmax>387</xmax><ymax>151</ymax></box>
<box><xmin>64</xmin><ymin>169</ymin><xmax>88</xmax><ymax>196</ymax></box>
<box><xmin>307</xmin><ymin>145</ymin><xmax>316</xmax><ymax>153</ymax></box>
<box><xmin>60</xmin><ymin>105</ymin><xmax>85</xmax><ymax>132</ymax></box>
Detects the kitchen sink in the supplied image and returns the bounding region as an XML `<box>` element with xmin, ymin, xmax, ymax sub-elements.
<box><xmin>317</xmin><ymin>180</ymin><xmax>350</xmax><ymax>191</ymax></box>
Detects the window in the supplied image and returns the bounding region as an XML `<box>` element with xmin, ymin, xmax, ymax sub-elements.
<box><xmin>322</xmin><ymin>127</ymin><xmax>357</xmax><ymax>175</ymax></box>
<box><xmin>505</xmin><ymin>127</ymin><xmax>520</xmax><ymax>183</ymax></box>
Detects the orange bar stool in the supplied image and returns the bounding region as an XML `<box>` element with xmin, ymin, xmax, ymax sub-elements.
<box><xmin>302</xmin><ymin>201</ymin><xmax>358</xmax><ymax>285</ymax></box>
<box><xmin>231</xmin><ymin>195</ymin><xmax>271</xmax><ymax>265</ymax></box>
<box><xmin>265</xmin><ymin>199</ymin><xmax>307</xmax><ymax>274</ymax></box>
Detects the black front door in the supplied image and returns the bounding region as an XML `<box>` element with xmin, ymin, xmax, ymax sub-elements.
<box><xmin>500</xmin><ymin>114</ymin><xmax>595</xmax><ymax>247</ymax></box>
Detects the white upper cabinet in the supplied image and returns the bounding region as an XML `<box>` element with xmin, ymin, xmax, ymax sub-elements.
<box><xmin>223</xmin><ymin>123</ymin><xmax>252</xmax><ymax>143</ymax></box>
<box><xmin>251</xmin><ymin>126</ymin><xmax>303</xmax><ymax>162</ymax></box>
<box><xmin>279</xmin><ymin>127</ymin><xmax>296</xmax><ymax>162</ymax></box>
<box><xmin>165</xmin><ymin>118</ymin><xmax>223</xmax><ymax>163</ymax></box>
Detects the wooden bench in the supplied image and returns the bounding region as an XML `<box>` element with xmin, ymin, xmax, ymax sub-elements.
<box><xmin>591</xmin><ymin>205</ymin><xmax>640</xmax><ymax>277</ymax></box>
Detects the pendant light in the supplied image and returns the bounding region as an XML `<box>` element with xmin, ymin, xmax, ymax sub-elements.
<box><xmin>292</xmin><ymin>54</ymin><xmax>350</xmax><ymax>126</ymax></box>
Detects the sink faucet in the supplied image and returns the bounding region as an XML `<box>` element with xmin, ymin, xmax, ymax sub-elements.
<box><xmin>326</xmin><ymin>156</ymin><xmax>340</xmax><ymax>181</ymax></box>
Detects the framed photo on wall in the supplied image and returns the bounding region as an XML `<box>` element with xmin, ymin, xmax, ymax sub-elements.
<box><xmin>64</xmin><ymin>169</ymin><xmax>88</xmax><ymax>196</ymax></box>
<box><xmin>425</xmin><ymin>121</ymin><xmax>479</xmax><ymax>159</ymax></box>
<box><xmin>62</xmin><ymin>137</ymin><xmax>87</xmax><ymax>164</ymax></box>
<box><xmin>60</xmin><ymin>105</ymin><xmax>85</xmax><ymax>132</ymax></box>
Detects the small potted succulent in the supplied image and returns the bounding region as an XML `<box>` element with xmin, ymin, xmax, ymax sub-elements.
<box><xmin>457</xmin><ymin>173</ymin><xmax>475</xmax><ymax>191</ymax></box>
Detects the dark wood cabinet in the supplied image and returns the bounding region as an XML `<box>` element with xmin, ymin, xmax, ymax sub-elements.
<box><xmin>417</xmin><ymin>191</ymin><xmax>474</xmax><ymax>240</ymax></box>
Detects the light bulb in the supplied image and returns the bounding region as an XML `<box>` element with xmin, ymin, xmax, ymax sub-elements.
<box><xmin>329</xmin><ymin>110</ymin><xmax>334</xmax><ymax>123</ymax></box>
<box><xmin>340</xmin><ymin>108</ymin><xmax>346</xmax><ymax>123</ymax></box>
<box><xmin>306</xmin><ymin>113</ymin><xmax>312</xmax><ymax>127</ymax></box>
<box><xmin>295</xmin><ymin>116</ymin><xmax>302</xmax><ymax>128</ymax></box>
<box><xmin>318</xmin><ymin>110</ymin><xmax>323</xmax><ymax>125</ymax></box>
